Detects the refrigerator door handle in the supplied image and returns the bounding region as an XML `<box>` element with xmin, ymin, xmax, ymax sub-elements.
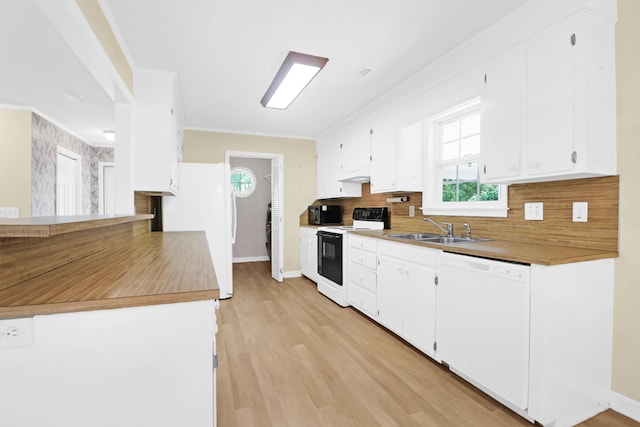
<box><xmin>230</xmin><ymin>185</ymin><xmax>237</xmax><ymax>244</ymax></box>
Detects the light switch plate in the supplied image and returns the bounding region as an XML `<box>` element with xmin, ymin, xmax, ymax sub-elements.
<box><xmin>524</xmin><ymin>202</ymin><xmax>544</xmax><ymax>221</ymax></box>
<box><xmin>408</xmin><ymin>205</ymin><xmax>415</xmax><ymax>217</ymax></box>
<box><xmin>573</xmin><ymin>202</ymin><xmax>588</xmax><ymax>222</ymax></box>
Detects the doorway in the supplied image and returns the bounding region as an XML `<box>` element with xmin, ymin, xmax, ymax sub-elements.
<box><xmin>98</xmin><ymin>162</ymin><xmax>115</xmax><ymax>215</ymax></box>
<box><xmin>226</xmin><ymin>151</ymin><xmax>284</xmax><ymax>283</ymax></box>
<box><xmin>56</xmin><ymin>146</ymin><xmax>82</xmax><ymax>215</ymax></box>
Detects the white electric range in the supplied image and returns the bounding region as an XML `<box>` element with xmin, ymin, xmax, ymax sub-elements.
<box><xmin>316</xmin><ymin>207</ymin><xmax>389</xmax><ymax>306</ymax></box>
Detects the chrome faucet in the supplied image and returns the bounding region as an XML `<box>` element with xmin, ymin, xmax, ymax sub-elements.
<box><xmin>463</xmin><ymin>223</ymin><xmax>472</xmax><ymax>239</ymax></box>
<box><xmin>423</xmin><ymin>217</ymin><xmax>453</xmax><ymax>237</ymax></box>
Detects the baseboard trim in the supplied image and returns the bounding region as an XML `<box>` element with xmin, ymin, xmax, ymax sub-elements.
<box><xmin>283</xmin><ymin>270</ymin><xmax>301</xmax><ymax>279</ymax></box>
<box><xmin>611</xmin><ymin>391</ymin><xmax>640</xmax><ymax>422</ymax></box>
<box><xmin>232</xmin><ymin>256</ymin><xmax>270</xmax><ymax>263</ymax></box>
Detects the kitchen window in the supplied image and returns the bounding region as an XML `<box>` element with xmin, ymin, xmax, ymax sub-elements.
<box><xmin>230</xmin><ymin>167</ymin><xmax>256</xmax><ymax>198</ymax></box>
<box><xmin>423</xmin><ymin>98</ymin><xmax>508</xmax><ymax>217</ymax></box>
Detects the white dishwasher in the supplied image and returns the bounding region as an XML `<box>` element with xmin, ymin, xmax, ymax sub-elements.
<box><xmin>437</xmin><ymin>252</ymin><xmax>531</xmax><ymax>415</ymax></box>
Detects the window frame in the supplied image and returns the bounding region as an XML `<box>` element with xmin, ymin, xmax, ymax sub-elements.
<box><xmin>230</xmin><ymin>166</ymin><xmax>257</xmax><ymax>198</ymax></box>
<box><xmin>422</xmin><ymin>98</ymin><xmax>508</xmax><ymax>218</ymax></box>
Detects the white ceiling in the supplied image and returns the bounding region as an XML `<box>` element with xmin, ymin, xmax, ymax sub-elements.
<box><xmin>0</xmin><ymin>0</ymin><xmax>528</xmax><ymax>145</ymax></box>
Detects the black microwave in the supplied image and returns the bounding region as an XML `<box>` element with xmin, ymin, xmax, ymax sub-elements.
<box><xmin>308</xmin><ymin>205</ymin><xmax>342</xmax><ymax>225</ymax></box>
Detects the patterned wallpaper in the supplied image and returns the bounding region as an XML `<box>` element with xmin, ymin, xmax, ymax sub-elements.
<box><xmin>31</xmin><ymin>114</ymin><xmax>114</xmax><ymax>216</ymax></box>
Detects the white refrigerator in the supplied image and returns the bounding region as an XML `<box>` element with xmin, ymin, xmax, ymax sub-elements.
<box><xmin>163</xmin><ymin>162</ymin><xmax>236</xmax><ymax>299</ymax></box>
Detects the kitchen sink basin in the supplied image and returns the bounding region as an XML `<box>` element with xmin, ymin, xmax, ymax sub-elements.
<box><xmin>387</xmin><ymin>233</ymin><xmax>491</xmax><ymax>244</ymax></box>
<box><xmin>387</xmin><ymin>233</ymin><xmax>441</xmax><ymax>240</ymax></box>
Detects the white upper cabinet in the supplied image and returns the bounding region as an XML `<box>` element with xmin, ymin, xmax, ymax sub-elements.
<box><xmin>341</xmin><ymin>127</ymin><xmax>371</xmax><ymax>180</ymax></box>
<box><xmin>526</xmin><ymin>23</ymin><xmax>574</xmax><ymax>176</ymax></box>
<box><xmin>369</xmin><ymin>114</ymin><xmax>423</xmax><ymax>194</ymax></box>
<box><xmin>480</xmin><ymin>49</ymin><xmax>523</xmax><ymax>181</ymax></box>
<box><xmin>316</xmin><ymin>138</ymin><xmax>361</xmax><ymax>199</ymax></box>
<box><xmin>396</xmin><ymin>120</ymin><xmax>423</xmax><ymax>191</ymax></box>
<box><xmin>370</xmin><ymin>115</ymin><xmax>398</xmax><ymax>193</ymax></box>
<box><xmin>481</xmin><ymin>10</ymin><xmax>616</xmax><ymax>184</ymax></box>
<box><xmin>133</xmin><ymin>69</ymin><xmax>182</xmax><ymax>195</ymax></box>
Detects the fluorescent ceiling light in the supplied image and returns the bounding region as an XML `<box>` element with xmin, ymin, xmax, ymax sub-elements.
<box><xmin>261</xmin><ymin>51</ymin><xmax>329</xmax><ymax>109</ymax></box>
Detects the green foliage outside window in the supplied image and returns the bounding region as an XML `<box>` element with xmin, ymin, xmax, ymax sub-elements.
<box><xmin>442</xmin><ymin>181</ymin><xmax>500</xmax><ymax>202</ymax></box>
<box><xmin>230</xmin><ymin>168</ymin><xmax>256</xmax><ymax>197</ymax></box>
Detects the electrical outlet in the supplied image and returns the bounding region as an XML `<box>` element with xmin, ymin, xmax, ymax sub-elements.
<box><xmin>0</xmin><ymin>207</ymin><xmax>19</xmax><ymax>218</ymax></box>
<box><xmin>409</xmin><ymin>205</ymin><xmax>415</xmax><ymax>217</ymax></box>
<box><xmin>0</xmin><ymin>318</ymin><xmax>34</xmax><ymax>349</ymax></box>
<box><xmin>524</xmin><ymin>202</ymin><xmax>544</xmax><ymax>221</ymax></box>
<box><xmin>573</xmin><ymin>202</ymin><xmax>588</xmax><ymax>222</ymax></box>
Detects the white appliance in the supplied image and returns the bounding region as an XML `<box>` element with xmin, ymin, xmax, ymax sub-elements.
<box><xmin>163</xmin><ymin>162</ymin><xmax>236</xmax><ymax>299</ymax></box>
<box><xmin>437</xmin><ymin>252</ymin><xmax>531</xmax><ymax>417</ymax></box>
<box><xmin>316</xmin><ymin>207</ymin><xmax>388</xmax><ymax>306</ymax></box>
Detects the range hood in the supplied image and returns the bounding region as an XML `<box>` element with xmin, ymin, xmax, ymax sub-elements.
<box><xmin>338</xmin><ymin>165</ymin><xmax>371</xmax><ymax>183</ymax></box>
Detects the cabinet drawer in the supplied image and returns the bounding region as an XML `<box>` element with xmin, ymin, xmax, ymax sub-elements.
<box><xmin>349</xmin><ymin>235</ymin><xmax>377</xmax><ymax>253</ymax></box>
<box><xmin>349</xmin><ymin>284</ymin><xmax>377</xmax><ymax>319</ymax></box>
<box><xmin>378</xmin><ymin>241</ymin><xmax>439</xmax><ymax>266</ymax></box>
<box><xmin>350</xmin><ymin>247</ymin><xmax>377</xmax><ymax>270</ymax></box>
<box><xmin>349</xmin><ymin>263</ymin><xmax>376</xmax><ymax>293</ymax></box>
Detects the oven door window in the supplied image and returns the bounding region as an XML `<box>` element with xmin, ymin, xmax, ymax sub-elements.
<box><xmin>317</xmin><ymin>232</ymin><xmax>343</xmax><ymax>286</ymax></box>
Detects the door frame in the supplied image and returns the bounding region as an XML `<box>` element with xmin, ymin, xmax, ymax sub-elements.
<box><xmin>225</xmin><ymin>150</ymin><xmax>285</xmax><ymax>282</ymax></box>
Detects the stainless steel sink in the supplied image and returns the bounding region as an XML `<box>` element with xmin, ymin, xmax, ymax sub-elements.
<box><xmin>387</xmin><ymin>233</ymin><xmax>441</xmax><ymax>240</ymax></box>
<box><xmin>387</xmin><ymin>233</ymin><xmax>491</xmax><ymax>244</ymax></box>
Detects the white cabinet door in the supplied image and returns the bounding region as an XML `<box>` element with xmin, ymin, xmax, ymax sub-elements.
<box><xmin>317</xmin><ymin>141</ymin><xmax>341</xmax><ymax>198</ymax></box>
<box><xmin>376</xmin><ymin>254</ymin><xmax>403</xmax><ymax>335</ymax></box>
<box><xmin>317</xmin><ymin>140</ymin><xmax>362</xmax><ymax>199</ymax></box>
<box><xmin>526</xmin><ymin>25</ymin><xmax>574</xmax><ymax>176</ymax></box>
<box><xmin>480</xmin><ymin>49</ymin><xmax>523</xmax><ymax>182</ymax></box>
<box><xmin>402</xmin><ymin>261</ymin><xmax>436</xmax><ymax>357</ymax></box>
<box><xmin>300</xmin><ymin>227</ymin><xmax>318</xmax><ymax>282</ymax></box>
<box><xmin>370</xmin><ymin>116</ymin><xmax>397</xmax><ymax>193</ymax></box>
<box><xmin>300</xmin><ymin>228</ymin><xmax>310</xmax><ymax>277</ymax></box>
<box><xmin>528</xmin><ymin>260</ymin><xmax>614</xmax><ymax>426</ymax></box>
<box><xmin>396</xmin><ymin>120</ymin><xmax>423</xmax><ymax>191</ymax></box>
<box><xmin>134</xmin><ymin>103</ymin><xmax>178</xmax><ymax>194</ymax></box>
<box><xmin>341</xmin><ymin>128</ymin><xmax>370</xmax><ymax>177</ymax></box>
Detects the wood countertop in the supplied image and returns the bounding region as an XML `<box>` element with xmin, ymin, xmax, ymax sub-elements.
<box><xmin>354</xmin><ymin>230</ymin><xmax>618</xmax><ymax>266</ymax></box>
<box><xmin>0</xmin><ymin>214</ymin><xmax>154</xmax><ymax>238</ymax></box>
<box><xmin>0</xmin><ymin>231</ymin><xmax>219</xmax><ymax>319</ymax></box>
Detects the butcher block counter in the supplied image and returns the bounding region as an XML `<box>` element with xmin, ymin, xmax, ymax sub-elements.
<box><xmin>0</xmin><ymin>215</ymin><xmax>219</xmax><ymax>319</ymax></box>
<box><xmin>354</xmin><ymin>230</ymin><xmax>618</xmax><ymax>266</ymax></box>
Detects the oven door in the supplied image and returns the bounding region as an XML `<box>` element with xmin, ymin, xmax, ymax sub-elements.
<box><xmin>317</xmin><ymin>231</ymin><xmax>343</xmax><ymax>286</ymax></box>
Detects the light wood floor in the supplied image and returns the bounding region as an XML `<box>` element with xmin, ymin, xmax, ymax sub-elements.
<box><xmin>217</xmin><ymin>262</ymin><xmax>638</xmax><ymax>427</ymax></box>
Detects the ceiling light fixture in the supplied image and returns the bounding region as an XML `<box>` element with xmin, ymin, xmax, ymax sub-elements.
<box><xmin>103</xmin><ymin>130</ymin><xmax>115</xmax><ymax>142</ymax></box>
<box><xmin>260</xmin><ymin>51</ymin><xmax>329</xmax><ymax>110</ymax></box>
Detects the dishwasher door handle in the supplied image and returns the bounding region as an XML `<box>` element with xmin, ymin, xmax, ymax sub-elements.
<box><xmin>465</xmin><ymin>261</ymin><xmax>491</xmax><ymax>271</ymax></box>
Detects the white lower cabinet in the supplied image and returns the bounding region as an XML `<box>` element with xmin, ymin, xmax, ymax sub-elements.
<box><xmin>299</xmin><ymin>227</ymin><xmax>318</xmax><ymax>282</ymax></box>
<box><xmin>377</xmin><ymin>241</ymin><xmax>439</xmax><ymax>358</ymax></box>
<box><xmin>528</xmin><ymin>259</ymin><xmax>614</xmax><ymax>427</ymax></box>
<box><xmin>437</xmin><ymin>252</ymin><xmax>614</xmax><ymax>427</ymax></box>
<box><xmin>344</xmin><ymin>236</ymin><xmax>614</xmax><ymax>427</ymax></box>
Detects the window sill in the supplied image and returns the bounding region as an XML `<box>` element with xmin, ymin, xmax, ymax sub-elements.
<box><xmin>420</xmin><ymin>206</ymin><xmax>509</xmax><ymax>218</ymax></box>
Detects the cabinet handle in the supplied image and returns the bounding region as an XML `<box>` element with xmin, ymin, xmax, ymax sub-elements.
<box><xmin>483</xmin><ymin>164</ymin><xmax>486</xmax><ymax>174</ymax></box>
